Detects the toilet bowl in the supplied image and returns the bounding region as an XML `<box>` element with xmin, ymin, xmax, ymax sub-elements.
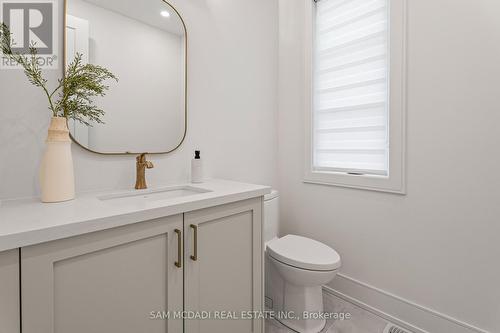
<box><xmin>264</xmin><ymin>192</ymin><xmax>341</xmax><ymax>333</ymax></box>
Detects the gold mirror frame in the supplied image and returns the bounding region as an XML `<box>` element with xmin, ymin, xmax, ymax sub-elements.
<box><xmin>63</xmin><ymin>0</ymin><xmax>188</xmax><ymax>155</ymax></box>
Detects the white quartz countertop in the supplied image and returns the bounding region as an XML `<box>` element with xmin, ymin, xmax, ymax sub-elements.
<box><xmin>0</xmin><ymin>179</ymin><xmax>270</xmax><ymax>252</ymax></box>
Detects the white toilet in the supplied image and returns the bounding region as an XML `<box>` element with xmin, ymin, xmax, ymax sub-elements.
<box><xmin>264</xmin><ymin>191</ymin><xmax>341</xmax><ymax>333</ymax></box>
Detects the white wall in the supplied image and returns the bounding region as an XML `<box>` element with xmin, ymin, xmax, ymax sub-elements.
<box><xmin>0</xmin><ymin>0</ymin><xmax>278</xmax><ymax>199</ymax></box>
<box><xmin>278</xmin><ymin>1</ymin><xmax>500</xmax><ymax>333</ymax></box>
<box><xmin>68</xmin><ymin>0</ymin><xmax>185</xmax><ymax>153</ymax></box>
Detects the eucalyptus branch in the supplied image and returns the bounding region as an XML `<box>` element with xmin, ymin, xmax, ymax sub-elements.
<box><xmin>29</xmin><ymin>44</ymin><xmax>57</xmax><ymax>116</ymax></box>
<box><xmin>58</xmin><ymin>53</ymin><xmax>118</xmax><ymax>123</ymax></box>
<box><xmin>0</xmin><ymin>22</ymin><xmax>117</xmax><ymax>124</ymax></box>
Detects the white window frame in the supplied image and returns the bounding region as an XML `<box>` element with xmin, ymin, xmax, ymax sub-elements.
<box><xmin>304</xmin><ymin>0</ymin><xmax>407</xmax><ymax>194</ymax></box>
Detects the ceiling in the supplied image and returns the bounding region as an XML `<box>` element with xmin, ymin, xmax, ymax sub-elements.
<box><xmin>82</xmin><ymin>0</ymin><xmax>185</xmax><ymax>36</ymax></box>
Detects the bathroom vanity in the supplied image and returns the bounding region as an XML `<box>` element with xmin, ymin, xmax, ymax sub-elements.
<box><xmin>0</xmin><ymin>179</ymin><xmax>269</xmax><ymax>333</ymax></box>
<box><xmin>0</xmin><ymin>2</ymin><xmax>269</xmax><ymax>332</ymax></box>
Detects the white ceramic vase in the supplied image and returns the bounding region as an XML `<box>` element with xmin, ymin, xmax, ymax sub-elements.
<box><xmin>40</xmin><ymin>117</ymin><xmax>75</xmax><ymax>203</ymax></box>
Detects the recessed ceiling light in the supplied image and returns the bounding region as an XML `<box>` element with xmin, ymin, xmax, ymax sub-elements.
<box><xmin>160</xmin><ymin>11</ymin><xmax>170</xmax><ymax>18</ymax></box>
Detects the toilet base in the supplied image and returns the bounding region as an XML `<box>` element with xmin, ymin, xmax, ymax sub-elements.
<box><xmin>278</xmin><ymin>284</ymin><xmax>326</xmax><ymax>333</ymax></box>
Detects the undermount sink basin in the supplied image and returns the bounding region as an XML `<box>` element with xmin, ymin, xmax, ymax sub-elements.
<box><xmin>98</xmin><ymin>186</ymin><xmax>211</xmax><ymax>205</ymax></box>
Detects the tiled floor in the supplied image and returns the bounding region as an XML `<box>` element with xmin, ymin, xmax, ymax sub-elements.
<box><xmin>265</xmin><ymin>291</ymin><xmax>389</xmax><ymax>333</ymax></box>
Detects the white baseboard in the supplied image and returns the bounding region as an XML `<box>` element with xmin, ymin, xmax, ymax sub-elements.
<box><xmin>324</xmin><ymin>273</ymin><xmax>490</xmax><ymax>333</ymax></box>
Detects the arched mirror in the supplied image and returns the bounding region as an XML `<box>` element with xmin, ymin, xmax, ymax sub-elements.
<box><xmin>64</xmin><ymin>0</ymin><xmax>187</xmax><ymax>154</ymax></box>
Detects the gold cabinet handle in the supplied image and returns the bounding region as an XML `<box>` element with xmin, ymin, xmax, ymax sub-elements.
<box><xmin>174</xmin><ymin>229</ymin><xmax>182</xmax><ymax>268</ymax></box>
<box><xmin>190</xmin><ymin>224</ymin><xmax>198</xmax><ymax>261</ymax></box>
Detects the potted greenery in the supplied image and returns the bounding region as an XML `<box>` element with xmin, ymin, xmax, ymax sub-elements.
<box><xmin>1</xmin><ymin>23</ymin><xmax>117</xmax><ymax>203</ymax></box>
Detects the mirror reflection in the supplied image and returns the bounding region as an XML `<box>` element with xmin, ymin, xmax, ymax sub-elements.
<box><xmin>65</xmin><ymin>0</ymin><xmax>186</xmax><ymax>154</ymax></box>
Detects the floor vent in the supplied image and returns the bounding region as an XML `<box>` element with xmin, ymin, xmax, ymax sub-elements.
<box><xmin>383</xmin><ymin>323</ymin><xmax>413</xmax><ymax>333</ymax></box>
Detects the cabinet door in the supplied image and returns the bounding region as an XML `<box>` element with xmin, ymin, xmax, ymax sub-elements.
<box><xmin>0</xmin><ymin>249</ymin><xmax>20</xmax><ymax>333</ymax></box>
<box><xmin>21</xmin><ymin>215</ymin><xmax>183</xmax><ymax>333</ymax></box>
<box><xmin>184</xmin><ymin>198</ymin><xmax>263</xmax><ymax>333</ymax></box>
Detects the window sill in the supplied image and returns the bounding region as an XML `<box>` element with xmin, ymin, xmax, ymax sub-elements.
<box><xmin>303</xmin><ymin>171</ymin><xmax>406</xmax><ymax>195</ymax></box>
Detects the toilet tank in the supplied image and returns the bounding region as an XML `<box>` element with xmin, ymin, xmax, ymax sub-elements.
<box><xmin>264</xmin><ymin>190</ymin><xmax>279</xmax><ymax>244</ymax></box>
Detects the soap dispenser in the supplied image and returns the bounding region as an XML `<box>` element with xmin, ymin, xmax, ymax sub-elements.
<box><xmin>191</xmin><ymin>150</ymin><xmax>203</xmax><ymax>183</ymax></box>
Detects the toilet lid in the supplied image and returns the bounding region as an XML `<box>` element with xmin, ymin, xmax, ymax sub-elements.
<box><xmin>267</xmin><ymin>235</ymin><xmax>341</xmax><ymax>271</ymax></box>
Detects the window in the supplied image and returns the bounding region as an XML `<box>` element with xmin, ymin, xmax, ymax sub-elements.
<box><xmin>304</xmin><ymin>0</ymin><xmax>406</xmax><ymax>193</ymax></box>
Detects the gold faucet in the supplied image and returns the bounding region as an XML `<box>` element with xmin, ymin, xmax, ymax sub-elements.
<box><xmin>135</xmin><ymin>153</ymin><xmax>154</xmax><ymax>190</ymax></box>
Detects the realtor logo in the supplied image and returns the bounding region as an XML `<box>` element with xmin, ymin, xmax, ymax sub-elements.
<box><xmin>1</xmin><ymin>0</ymin><xmax>57</xmax><ymax>69</ymax></box>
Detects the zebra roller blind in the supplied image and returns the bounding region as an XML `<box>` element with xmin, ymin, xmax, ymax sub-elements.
<box><xmin>313</xmin><ymin>0</ymin><xmax>389</xmax><ymax>176</ymax></box>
